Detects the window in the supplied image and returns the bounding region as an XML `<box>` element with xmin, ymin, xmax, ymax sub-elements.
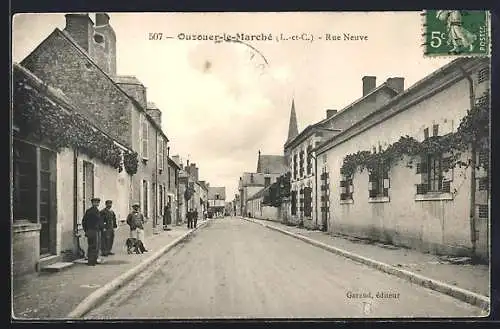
<box><xmin>368</xmin><ymin>161</ymin><xmax>390</xmax><ymax>198</ymax></box>
<box><xmin>303</xmin><ymin>187</ymin><xmax>312</xmax><ymax>217</ymax></box>
<box><xmin>264</xmin><ymin>177</ymin><xmax>271</xmax><ymax>187</ymax></box>
<box><xmin>250</xmin><ymin>173</ymin><xmax>254</xmax><ymax>184</ymax></box>
<box><xmin>299</xmin><ymin>151</ymin><xmax>304</xmax><ymax>178</ymax></box>
<box><xmin>293</xmin><ymin>154</ymin><xmax>298</xmax><ymax>180</ymax></box>
<box><xmin>299</xmin><ymin>188</ymin><xmax>304</xmax><ymax>213</ymax></box>
<box><xmin>340</xmin><ymin>175</ymin><xmax>353</xmax><ymax>201</ymax></box>
<box><xmin>13</xmin><ymin>140</ymin><xmax>37</xmax><ymax>222</ymax></box>
<box><xmin>142</xmin><ymin>180</ymin><xmax>149</xmax><ymax>217</ymax></box>
<box><xmin>168</xmin><ymin>166</ymin><xmax>171</xmax><ymax>190</ymax></box>
<box><xmin>306</xmin><ymin>145</ymin><xmax>313</xmax><ymax>175</ymax></box>
<box><xmin>291</xmin><ymin>190</ymin><xmax>297</xmax><ymax>215</ymax></box>
<box><xmin>416</xmin><ymin>154</ymin><xmax>452</xmax><ymax>194</ymax></box>
<box><xmin>159</xmin><ymin>185</ymin><xmax>164</xmax><ymax>215</ymax></box>
<box><xmin>157</xmin><ymin>137</ymin><xmax>164</xmax><ymax>170</ymax></box>
<box><xmin>141</xmin><ymin>115</ymin><xmax>149</xmax><ymax>159</ymax></box>
<box><xmin>478</xmin><ymin>67</ymin><xmax>489</xmax><ymax>84</ymax></box>
<box><xmin>478</xmin><ymin>204</ymin><xmax>488</xmax><ymax>219</ymax></box>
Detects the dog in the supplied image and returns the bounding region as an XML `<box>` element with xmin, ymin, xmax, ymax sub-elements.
<box><xmin>125</xmin><ymin>237</ymin><xmax>147</xmax><ymax>254</ymax></box>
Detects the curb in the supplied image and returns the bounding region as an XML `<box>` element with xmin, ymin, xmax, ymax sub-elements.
<box><xmin>243</xmin><ymin>217</ymin><xmax>490</xmax><ymax>311</ymax></box>
<box><xmin>66</xmin><ymin>219</ymin><xmax>213</xmax><ymax>318</ymax></box>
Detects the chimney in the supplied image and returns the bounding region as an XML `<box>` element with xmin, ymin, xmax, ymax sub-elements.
<box><xmin>386</xmin><ymin>77</ymin><xmax>405</xmax><ymax>94</ymax></box>
<box><xmin>64</xmin><ymin>13</ymin><xmax>94</xmax><ymax>52</ymax></box>
<box><xmin>95</xmin><ymin>12</ymin><xmax>110</xmax><ymax>26</ymax></box>
<box><xmin>326</xmin><ymin>109</ymin><xmax>337</xmax><ymax>118</ymax></box>
<box><xmin>362</xmin><ymin>76</ymin><xmax>377</xmax><ymax>96</ymax></box>
<box><xmin>147</xmin><ymin>102</ymin><xmax>162</xmax><ymax>126</ymax></box>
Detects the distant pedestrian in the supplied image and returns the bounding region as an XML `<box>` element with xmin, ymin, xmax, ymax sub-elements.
<box><xmin>193</xmin><ymin>208</ymin><xmax>198</xmax><ymax>228</ymax></box>
<box><xmin>82</xmin><ymin>197</ymin><xmax>104</xmax><ymax>266</ymax></box>
<box><xmin>100</xmin><ymin>200</ymin><xmax>117</xmax><ymax>256</ymax></box>
<box><xmin>126</xmin><ymin>203</ymin><xmax>148</xmax><ymax>252</ymax></box>
<box><xmin>187</xmin><ymin>209</ymin><xmax>193</xmax><ymax>229</ymax></box>
<box><xmin>163</xmin><ymin>203</ymin><xmax>171</xmax><ymax>230</ymax></box>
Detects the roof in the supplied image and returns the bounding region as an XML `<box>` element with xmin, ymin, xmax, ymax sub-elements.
<box><xmin>286</xmin><ymin>99</ymin><xmax>299</xmax><ymax>143</ymax></box>
<box><xmin>313</xmin><ymin>57</ymin><xmax>486</xmax><ymax>155</ymax></box>
<box><xmin>257</xmin><ymin>155</ymin><xmax>287</xmax><ymax>174</ymax></box>
<box><xmin>13</xmin><ymin>63</ymin><xmax>133</xmax><ymax>153</ymax></box>
<box><xmin>113</xmin><ymin>75</ymin><xmax>144</xmax><ymax>85</ymax></box>
<box><xmin>167</xmin><ymin>157</ymin><xmax>181</xmax><ymax>170</ymax></box>
<box><xmin>239</xmin><ymin>172</ymin><xmax>266</xmax><ymax>187</ymax></box>
<box><xmin>208</xmin><ymin>187</ymin><xmax>226</xmax><ymax>200</ymax></box>
<box><xmin>315</xmin><ymin>82</ymin><xmax>399</xmax><ymax>127</ymax></box>
<box><xmin>21</xmin><ymin>28</ymin><xmax>169</xmax><ymax>143</ymax></box>
<box><xmin>247</xmin><ymin>185</ymin><xmax>271</xmax><ymax>201</ymax></box>
<box><xmin>284</xmin><ymin>83</ymin><xmax>397</xmax><ymax>151</ymax></box>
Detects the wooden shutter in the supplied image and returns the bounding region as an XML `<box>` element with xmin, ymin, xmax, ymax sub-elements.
<box><xmin>441</xmin><ymin>153</ymin><xmax>453</xmax><ymax>193</ymax></box>
<box><xmin>383</xmin><ymin>165</ymin><xmax>390</xmax><ymax>197</ymax></box>
<box><xmin>368</xmin><ymin>171</ymin><xmax>377</xmax><ymax>198</ymax></box>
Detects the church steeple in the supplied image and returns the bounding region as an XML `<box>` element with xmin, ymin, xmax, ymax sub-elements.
<box><xmin>286</xmin><ymin>98</ymin><xmax>299</xmax><ymax>143</ymax></box>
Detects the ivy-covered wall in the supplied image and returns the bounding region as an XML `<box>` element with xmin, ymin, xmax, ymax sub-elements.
<box><xmin>316</xmin><ymin>62</ymin><xmax>489</xmax><ymax>257</ymax></box>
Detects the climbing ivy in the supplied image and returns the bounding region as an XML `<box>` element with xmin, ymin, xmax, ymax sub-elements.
<box><xmin>123</xmin><ymin>151</ymin><xmax>139</xmax><ymax>175</ymax></box>
<box><xmin>14</xmin><ymin>78</ymin><xmax>132</xmax><ymax>174</ymax></box>
<box><xmin>340</xmin><ymin>93</ymin><xmax>490</xmax><ymax>177</ymax></box>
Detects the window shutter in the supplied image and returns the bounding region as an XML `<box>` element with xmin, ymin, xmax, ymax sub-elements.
<box><xmin>442</xmin><ymin>153</ymin><xmax>454</xmax><ymax>183</ymax></box>
<box><xmin>416</xmin><ymin>183</ymin><xmax>427</xmax><ymax>195</ymax></box>
<box><xmin>383</xmin><ymin>178</ymin><xmax>390</xmax><ymax>189</ymax></box>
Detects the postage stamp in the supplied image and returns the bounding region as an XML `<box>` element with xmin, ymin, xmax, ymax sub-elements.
<box><xmin>424</xmin><ymin>10</ymin><xmax>491</xmax><ymax>57</ymax></box>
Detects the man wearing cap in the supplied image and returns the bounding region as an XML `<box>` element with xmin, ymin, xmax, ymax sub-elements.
<box><xmin>100</xmin><ymin>200</ymin><xmax>117</xmax><ymax>256</ymax></box>
<box><xmin>82</xmin><ymin>197</ymin><xmax>104</xmax><ymax>266</ymax></box>
<box><xmin>126</xmin><ymin>203</ymin><xmax>148</xmax><ymax>251</ymax></box>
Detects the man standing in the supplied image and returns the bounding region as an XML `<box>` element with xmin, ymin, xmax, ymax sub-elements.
<box><xmin>82</xmin><ymin>197</ymin><xmax>103</xmax><ymax>266</ymax></box>
<box><xmin>163</xmin><ymin>203</ymin><xmax>171</xmax><ymax>230</ymax></box>
<box><xmin>100</xmin><ymin>200</ymin><xmax>117</xmax><ymax>256</ymax></box>
<box><xmin>193</xmin><ymin>208</ymin><xmax>198</xmax><ymax>228</ymax></box>
<box><xmin>187</xmin><ymin>209</ymin><xmax>193</xmax><ymax>229</ymax></box>
<box><xmin>126</xmin><ymin>203</ymin><xmax>148</xmax><ymax>252</ymax></box>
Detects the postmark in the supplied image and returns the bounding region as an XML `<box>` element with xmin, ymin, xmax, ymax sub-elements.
<box><xmin>424</xmin><ymin>10</ymin><xmax>490</xmax><ymax>57</ymax></box>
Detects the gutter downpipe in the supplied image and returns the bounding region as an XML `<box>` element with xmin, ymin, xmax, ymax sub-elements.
<box><xmin>459</xmin><ymin>65</ymin><xmax>477</xmax><ymax>261</ymax></box>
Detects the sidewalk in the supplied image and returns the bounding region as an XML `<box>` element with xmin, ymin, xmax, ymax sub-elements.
<box><xmin>12</xmin><ymin>223</ymin><xmax>193</xmax><ymax>319</ymax></box>
<box><xmin>247</xmin><ymin>218</ymin><xmax>489</xmax><ymax>298</ymax></box>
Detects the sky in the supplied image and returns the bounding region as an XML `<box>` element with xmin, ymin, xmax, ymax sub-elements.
<box><xmin>12</xmin><ymin>12</ymin><xmax>452</xmax><ymax>199</ymax></box>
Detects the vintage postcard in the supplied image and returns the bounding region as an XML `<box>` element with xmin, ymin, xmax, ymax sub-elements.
<box><xmin>11</xmin><ymin>11</ymin><xmax>491</xmax><ymax>320</ymax></box>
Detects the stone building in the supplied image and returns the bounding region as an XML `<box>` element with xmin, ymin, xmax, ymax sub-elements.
<box><xmin>208</xmin><ymin>187</ymin><xmax>226</xmax><ymax>216</ymax></box>
<box><xmin>314</xmin><ymin>57</ymin><xmax>490</xmax><ymax>261</ymax></box>
<box><xmin>13</xmin><ymin>12</ymin><xmax>171</xmax><ymax>274</ymax></box>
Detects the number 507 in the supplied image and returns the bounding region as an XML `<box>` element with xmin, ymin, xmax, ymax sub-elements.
<box><xmin>430</xmin><ymin>31</ymin><xmax>446</xmax><ymax>48</ymax></box>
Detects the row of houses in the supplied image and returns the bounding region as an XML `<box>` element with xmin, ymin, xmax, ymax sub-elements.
<box><xmin>11</xmin><ymin>13</ymin><xmax>217</xmax><ymax>277</ymax></box>
<box><xmin>237</xmin><ymin>57</ymin><xmax>490</xmax><ymax>262</ymax></box>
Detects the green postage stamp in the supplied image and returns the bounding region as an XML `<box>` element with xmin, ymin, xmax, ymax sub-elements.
<box><xmin>424</xmin><ymin>10</ymin><xmax>490</xmax><ymax>56</ymax></box>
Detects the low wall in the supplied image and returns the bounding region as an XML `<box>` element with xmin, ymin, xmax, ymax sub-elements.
<box><xmin>12</xmin><ymin>221</ymin><xmax>41</xmax><ymax>277</ymax></box>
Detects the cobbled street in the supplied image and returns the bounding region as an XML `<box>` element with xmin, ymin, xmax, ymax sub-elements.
<box><xmin>86</xmin><ymin>218</ymin><xmax>484</xmax><ymax>319</ymax></box>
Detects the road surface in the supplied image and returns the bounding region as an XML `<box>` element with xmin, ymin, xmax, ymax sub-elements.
<box><xmin>86</xmin><ymin>217</ymin><xmax>485</xmax><ymax>319</ymax></box>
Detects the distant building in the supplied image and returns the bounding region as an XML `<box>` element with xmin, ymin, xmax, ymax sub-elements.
<box><xmin>208</xmin><ymin>187</ymin><xmax>226</xmax><ymax>215</ymax></box>
<box><xmin>238</xmin><ymin>151</ymin><xmax>287</xmax><ymax>217</ymax></box>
